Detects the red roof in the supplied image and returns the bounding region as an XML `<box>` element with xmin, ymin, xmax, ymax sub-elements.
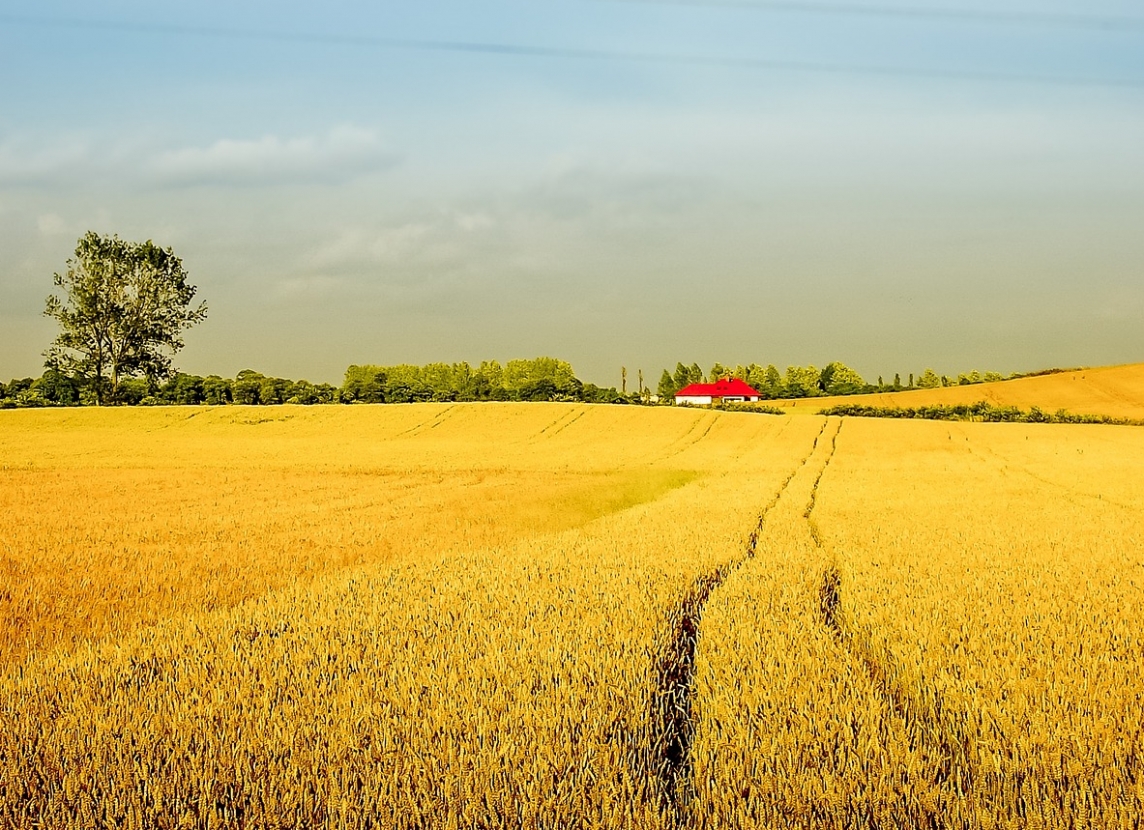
<box><xmin>675</xmin><ymin>378</ymin><xmax>761</xmax><ymax>398</ymax></box>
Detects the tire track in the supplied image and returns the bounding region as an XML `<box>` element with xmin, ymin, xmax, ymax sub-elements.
<box><xmin>807</xmin><ymin>424</ymin><xmax>980</xmax><ymax>822</ymax></box>
<box><xmin>547</xmin><ymin>408</ymin><xmax>587</xmax><ymax>438</ymax></box>
<box><xmin>534</xmin><ymin>406</ymin><xmax>581</xmax><ymax>437</ymax></box>
<box><xmin>396</xmin><ymin>404</ymin><xmax>458</xmax><ymax>438</ymax></box>
<box><xmin>658</xmin><ymin>412</ymin><xmax>713</xmax><ymax>455</ymax></box>
<box><xmin>952</xmin><ymin>423</ymin><xmax>1134</xmax><ymax>511</ymax></box>
<box><xmin>660</xmin><ymin>415</ymin><xmax>722</xmax><ymax>462</ymax></box>
<box><xmin>647</xmin><ymin>418</ymin><xmax>834</xmax><ymax>821</ymax></box>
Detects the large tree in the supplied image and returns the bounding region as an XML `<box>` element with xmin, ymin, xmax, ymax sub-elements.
<box><xmin>821</xmin><ymin>361</ymin><xmax>866</xmax><ymax>396</ymax></box>
<box><xmin>44</xmin><ymin>232</ymin><xmax>207</xmax><ymax>404</ymax></box>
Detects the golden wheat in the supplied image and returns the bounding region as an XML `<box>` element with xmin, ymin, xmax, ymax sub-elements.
<box><xmin>2</xmin><ymin>404</ymin><xmax>1141</xmax><ymax>828</ymax></box>
<box><xmin>773</xmin><ymin>361</ymin><xmax>1144</xmax><ymax>418</ymax></box>
<box><xmin>0</xmin><ymin>404</ymin><xmax>816</xmax><ymax>828</ymax></box>
<box><xmin>691</xmin><ymin>417</ymin><xmax>1144</xmax><ymax>828</ymax></box>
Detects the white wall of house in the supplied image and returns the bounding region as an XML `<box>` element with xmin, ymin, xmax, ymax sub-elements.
<box><xmin>676</xmin><ymin>394</ymin><xmax>763</xmax><ymax>405</ymax></box>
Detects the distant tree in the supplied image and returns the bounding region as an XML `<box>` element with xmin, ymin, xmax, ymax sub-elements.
<box><xmin>33</xmin><ymin>369</ymin><xmax>81</xmax><ymax>405</ymax></box>
<box><xmin>287</xmin><ymin>380</ymin><xmax>336</xmax><ymax>405</ymax></box>
<box><xmin>822</xmin><ymin>362</ymin><xmax>865</xmax><ymax>396</ymax></box>
<box><xmin>784</xmin><ymin>365</ymin><xmax>821</xmax><ymax>398</ymax></box>
<box><xmin>908</xmin><ymin>373</ymin><xmax>914</xmax><ymax>388</ymax></box>
<box><xmin>287</xmin><ymin>381</ymin><xmax>316</xmax><ymax>405</ymax></box>
<box><xmin>657</xmin><ymin>370</ymin><xmax>677</xmax><ymax>402</ymax></box>
<box><xmin>560</xmin><ymin>377</ymin><xmax>585</xmax><ymax>401</ymax></box>
<box><xmin>893</xmin><ymin>373</ymin><xmax>901</xmax><ymax>389</ymax></box>
<box><xmin>460</xmin><ymin>372</ymin><xmax>493</xmax><ymax>401</ymax></box>
<box><xmin>501</xmin><ymin>357</ymin><xmax>576</xmax><ymax>394</ymax></box>
<box><xmin>43</xmin><ymin>232</ymin><xmax>207</xmax><ymax>404</ymax></box>
<box><xmin>916</xmin><ymin>369</ymin><xmax>941</xmax><ymax>389</ymax></box>
<box><xmin>116</xmin><ymin>378</ymin><xmax>151</xmax><ymax>405</ymax></box>
<box><xmin>983</xmin><ymin>371</ymin><xmax>1003</xmax><ymax>383</ymax></box>
<box><xmin>258</xmin><ymin>377</ymin><xmax>290</xmax><ymax>405</ymax></box>
<box><xmin>580</xmin><ymin>383</ymin><xmax>620</xmax><ymax>403</ymax></box>
<box><xmin>202</xmin><ymin>375</ymin><xmax>232</xmax><ymax>405</ymax></box>
<box><xmin>710</xmin><ymin>362</ymin><xmax>730</xmax><ymax>382</ymax></box>
<box><xmin>0</xmin><ymin>378</ymin><xmax>35</xmax><ymax>407</ymax></box>
<box><xmin>819</xmin><ymin>363</ymin><xmax>836</xmax><ymax>393</ymax></box>
<box><xmin>233</xmin><ymin>370</ymin><xmax>263</xmax><ymax>405</ymax></box>
<box><xmin>166</xmin><ymin>373</ymin><xmax>205</xmax><ymax>405</ymax></box>
<box><xmin>745</xmin><ymin>363</ymin><xmax>767</xmax><ymax>392</ymax></box>
<box><xmin>341</xmin><ymin>365</ymin><xmax>387</xmax><ymax>403</ymax></box>
<box><xmin>384</xmin><ymin>382</ymin><xmax>415</xmax><ymax>403</ymax></box>
<box><xmin>762</xmin><ymin>365</ymin><xmax>783</xmax><ymax>398</ymax></box>
<box><xmin>6</xmin><ymin>378</ymin><xmax>34</xmax><ymax>398</ymax></box>
<box><xmin>422</xmin><ymin>362</ymin><xmax>458</xmax><ymax>397</ymax></box>
<box><xmin>478</xmin><ymin>360</ymin><xmax>504</xmax><ymax>389</ymax></box>
<box><xmin>672</xmin><ymin>363</ymin><xmax>690</xmax><ymax>391</ymax></box>
<box><xmin>518</xmin><ymin>378</ymin><xmax>557</xmax><ymax>401</ymax></box>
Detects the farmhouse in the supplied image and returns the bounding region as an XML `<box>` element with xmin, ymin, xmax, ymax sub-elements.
<box><xmin>675</xmin><ymin>378</ymin><xmax>762</xmax><ymax>406</ymax></box>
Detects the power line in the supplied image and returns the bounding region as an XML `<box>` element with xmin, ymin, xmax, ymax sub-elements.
<box><xmin>1</xmin><ymin>13</ymin><xmax>1142</xmax><ymax>89</ymax></box>
<box><xmin>594</xmin><ymin>0</ymin><xmax>1144</xmax><ymax>32</ymax></box>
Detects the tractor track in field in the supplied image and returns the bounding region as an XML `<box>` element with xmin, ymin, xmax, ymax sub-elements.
<box><xmin>547</xmin><ymin>408</ymin><xmax>587</xmax><ymax>438</ymax></box>
<box><xmin>952</xmin><ymin>424</ymin><xmax>1135</xmax><ymax>511</ymax></box>
<box><xmin>807</xmin><ymin>425</ymin><xmax>979</xmax><ymax>820</ymax></box>
<box><xmin>535</xmin><ymin>406</ymin><xmax>581</xmax><ymax>437</ymax></box>
<box><xmin>647</xmin><ymin>418</ymin><xmax>833</xmax><ymax>822</ymax></box>
<box><xmin>394</xmin><ymin>405</ymin><xmax>458</xmax><ymax>437</ymax></box>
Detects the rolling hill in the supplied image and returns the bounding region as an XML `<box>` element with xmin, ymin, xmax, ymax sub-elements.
<box><xmin>771</xmin><ymin>362</ymin><xmax>1144</xmax><ymax>419</ymax></box>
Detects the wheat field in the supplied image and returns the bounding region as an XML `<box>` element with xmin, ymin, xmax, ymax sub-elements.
<box><xmin>1</xmin><ymin>403</ymin><xmax>1142</xmax><ymax>828</ymax></box>
<box><xmin>772</xmin><ymin>361</ymin><xmax>1144</xmax><ymax>419</ymax></box>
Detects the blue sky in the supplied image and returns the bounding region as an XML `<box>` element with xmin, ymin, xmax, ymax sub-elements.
<box><xmin>2</xmin><ymin>0</ymin><xmax>1142</xmax><ymax>386</ymax></box>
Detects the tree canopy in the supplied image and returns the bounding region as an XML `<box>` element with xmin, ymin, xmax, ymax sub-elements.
<box><xmin>43</xmin><ymin>232</ymin><xmax>207</xmax><ymax>404</ymax></box>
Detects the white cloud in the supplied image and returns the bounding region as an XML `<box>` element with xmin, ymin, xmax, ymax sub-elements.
<box><xmin>456</xmin><ymin>212</ymin><xmax>495</xmax><ymax>232</ymax></box>
<box><xmin>273</xmin><ymin>275</ymin><xmax>346</xmax><ymax>301</ymax></box>
<box><xmin>148</xmin><ymin>125</ymin><xmax>398</xmax><ymax>186</ymax></box>
<box><xmin>0</xmin><ymin>138</ymin><xmax>91</xmax><ymax>185</ymax></box>
<box><xmin>309</xmin><ymin>223</ymin><xmax>435</xmax><ymax>268</ymax></box>
<box><xmin>36</xmin><ymin>213</ymin><xmax>68</xmax><ymax>236</ymax></box>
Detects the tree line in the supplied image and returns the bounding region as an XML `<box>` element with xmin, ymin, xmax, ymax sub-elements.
<box><xmin>653</xmin><ymin>362</ymin><xmax>1041</xmax><ymax>401</ymax></box>
<box><xmin>2</xmin><ymin>359</ymin><xmax>1062</xmax><ymax>409</ymax></box>
<box><xmin>11</xmin><ymin>231</ymin><xmax>1077</xmax><ymax>409</ymax></box>
<box><xmin>0</xmin><ymin>359</ymin><xmax>630</xmax><ymax>409</ymax></box>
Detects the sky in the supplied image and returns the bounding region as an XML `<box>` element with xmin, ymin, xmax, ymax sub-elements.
<box><xmin>1</xmin><ymin>0</ymin><xmax>1142</xmax><ymax>387</ymax></box>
